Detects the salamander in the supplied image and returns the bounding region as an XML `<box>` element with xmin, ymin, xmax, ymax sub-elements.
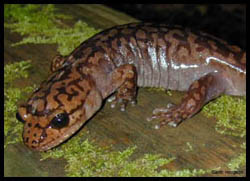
<box><xmin>16</xmin><ymin>23</ymin><xmax>246</xmax><ymax>151</ymax></box>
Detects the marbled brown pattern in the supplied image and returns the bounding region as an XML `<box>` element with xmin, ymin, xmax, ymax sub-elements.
<box><xmin>17</xmin><ymin>23</ymin><xmax>246</xmax><ymax>151</ymax></box>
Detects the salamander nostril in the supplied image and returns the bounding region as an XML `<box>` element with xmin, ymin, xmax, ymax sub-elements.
<box><xmin>16</xmin><ymin>112</ymin><xmax>25</xmax><ymax>123</ymax></box>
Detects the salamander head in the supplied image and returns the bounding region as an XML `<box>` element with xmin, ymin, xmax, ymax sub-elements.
<box><xmin>16</xmin><ymin>68</ymin><xmax>102</xmax><ymax>151</ymax></box>
<box><xmin>16</xmin><ymin>91</ymin><xmax>88</xmax><ymax>151</ymax></box>
<box><xmin>17</xmin><ymin>105</ymin><xmax>83</xmax><ymax>151</ymax></box>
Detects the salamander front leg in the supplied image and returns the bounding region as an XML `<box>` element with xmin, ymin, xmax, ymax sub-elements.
<box><xmin>148</xmin><ymin>72</ymin><xmax>225</xmax><ymax>129</ymax></box>
<box><xmin>50</xmin><ymin>55</ymin><xmax>67</xmax><ymax>72</ymax></box>
<box><xmin>108</xmin><ymin>64</ymin><xmax>137</xmax><ymax>111</ymax></box>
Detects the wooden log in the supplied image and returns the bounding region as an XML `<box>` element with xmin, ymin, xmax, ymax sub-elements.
<box><xmin>4</xmin><ymin>4</ymin><xmax>245</xmax><ymax>176</ymax></box>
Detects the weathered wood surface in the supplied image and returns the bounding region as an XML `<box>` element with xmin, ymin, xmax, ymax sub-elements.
<box><xmin>4</xmin><ymin>4</ymin><xmax>245</xmax><ymax>177</ymax></box>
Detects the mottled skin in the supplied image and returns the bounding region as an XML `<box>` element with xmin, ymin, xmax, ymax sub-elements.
<box><xmin>17</xmin><ymin>23</ymin><xmax>246</xmax><ymax>151</ymax></box>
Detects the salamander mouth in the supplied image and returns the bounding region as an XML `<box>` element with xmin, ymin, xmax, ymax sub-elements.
<box><xmin>31</xmin><ymin>120</ymin><xmax>85</xmax><ymax>151</ymax></box>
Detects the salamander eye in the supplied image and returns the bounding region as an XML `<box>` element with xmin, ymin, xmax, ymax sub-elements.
<box><xmin>50</xmin><ymin>113</ymin><xmax>69</xmax><ymax>129</ymax></box>
<box><xmin>16</xmin><ymin>112</ymin><xmax>25</xmax><ymax>123</ymax></box>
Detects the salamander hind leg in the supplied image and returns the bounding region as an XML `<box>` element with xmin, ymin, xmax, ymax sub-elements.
<box><xmin>148</xmin><ymin>72</ymin><xmax>225</xmax><ymax>129</ymax></box>
<box><xmin>108</xmin><ymin>64</ymin><xmax>137</xmax><ymax>111</ymax></box>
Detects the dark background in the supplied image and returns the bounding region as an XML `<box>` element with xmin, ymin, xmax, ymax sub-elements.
<box><xmin>106</xmin><ymin>4</ymin><xmax>246</xmax><ymax>49</ymax></box>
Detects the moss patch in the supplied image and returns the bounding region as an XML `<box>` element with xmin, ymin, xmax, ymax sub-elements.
<box><xmin>40</xmin><ymin>131</ymin><xmax>206</xmax><ymax>177</ymax></box>
<box><xmin>4</xmin><ymin>4</ymin><xmax>100</xmax><ymax>55</ymax></box>
<box><xmin>203</xmin><ymin>95</ymin><xmax>246</xmax><ymax>171</ymax></box>
<box><xmin>227</xmin><ymin>142</ymin><xmax>246</xmax><ymax>170</ymax></box>
<box><xmin>4</xmin><ymin>60</ymin><xmax>34</xmax><ymax>148</ymax></box>
<box><xmin>203</xmin><ymin>95</ymin><xmax>246</xmax><ymax>138</ymax></box>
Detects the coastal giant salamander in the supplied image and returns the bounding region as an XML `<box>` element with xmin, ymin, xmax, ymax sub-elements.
<box><xmin>16</xmin><ymin>23</ymin><xmax>246</xmax><ymax>151</ymax></box>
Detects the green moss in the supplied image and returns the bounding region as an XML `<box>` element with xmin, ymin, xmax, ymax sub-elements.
<box><xmin>4</xmin><ymin>60</ymin><xmax>34</xmax><ymax>148</ymax></box>
<box><xmin>146</xmin><ymin>87</ymin><xmax>173</xmax><ymax>96</ymax></box>
<box><xmin>41</xmin><ymin>131</ymin><xmax>206</xmax><ymax>177</ymax></box>
<box><xmin>227</xmin><ymin>152</ymin><xmax>246</xmax><ymax>171</ymax></box>
<box><xmin>227</xmin><ymin>142</ymin><xmax>246</xmax><ymax>171</ymax></box>
<box><xmin>4</xmin><ymin>4</ymin><xmax>100</xmax><ymax>55</ymax></box>
<box><xmin>203</xmin><ymin>95</ymin><xmax>246</xmax><ymax>171</ymax></box>
<box><xmin>203</xmin><ymin>95</ymin><xmax>246</xmax><ymax>138</ymax></box>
